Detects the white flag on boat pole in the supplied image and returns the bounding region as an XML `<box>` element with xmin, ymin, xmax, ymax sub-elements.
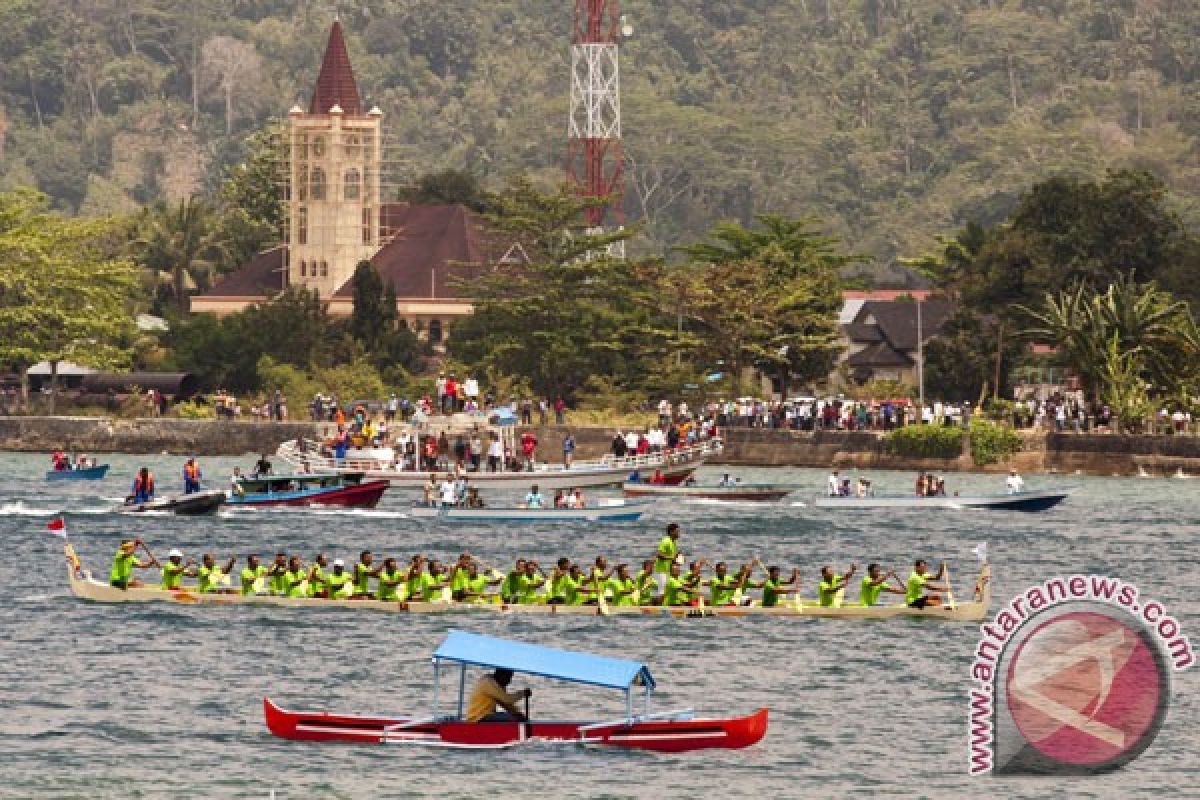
<box><xmin>972</xmin><ymin>542</ymin><xmax>987</xmax><ymax>563</ymax></box>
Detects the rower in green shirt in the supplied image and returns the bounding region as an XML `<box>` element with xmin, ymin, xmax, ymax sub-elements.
<box><xmin>663</xmin><ymin>562</ymin><xmax>699</xmax><ymax>607</ymax></box>
<box><xmin>197</xmin><ymin>553</ymin><xmax>236</xmax><ymax>593</ymax></box>
<box><xmin>266</xmin><ymin>552</ymin><xmax>289</xmax><ymax>595</ymax></box>
<box><xmin>326</xmin><ymin>559</ymin><xmax>354</xmax><ymax>599</ymax></box>
<box><xmin>905</xmin><ymin>559</ymin><xmax>949</xmax><ymax>609</ymax></box>
<box><xmin>307</xmin><ymin>553</ymin><xmax>330</xmax><ymax>598</ymax></box>
<box><xmin>709</xmin><ymin>562</ymin><xmax>750</xmax><ymax>606</ymax></box>
<box><xmin>635</xmin><ymin>560</ymin><xmax>657</xmax><ymax>606</ymax></box>
<box><xmin>747</xmin><ymin>565</ymin><xmax>800</xmax><ymax>608</ymax></box>
<box><xmin>109</xmin><ymin>540</ymin><xmax>154</xmax><ymax>590</ymax></box>
<box><xmin>458</xmin><ymin>563</ymin><xmax>502</xmax><ymax>603</ymax></box>
<box><xmin>818</xmin><ymin>563</ymin><xmax>857</xmax><ymax>608</ymax></box>
<box><xmin>608</xmin><ymin>564</ymin><xmax>638</xmax><ymax>607</ymax></box>
<box><xmin>282</xmin><ymin>556</ymin><xmax>308</xmax><ymax>598</ymax></box>
<box><xmin>500</xmin><ymin>559</ymin><xmax>527</xmax><ymax>603</ymax></box>
<box><xmin>860</xmin><ymin>563</ymin><xmax>904</xmax><ymax>607</ymax></box>
<box><xmin>353</xmin><ymin>551</ymin><xmax>381</xmax><ymax>599</ymax></box>
<box><xmin>240</xmin><ymin>554</ymin><xmax>270</xmax><ymax>595</ymax></box>
<box><xmin>378</xmin><ymin>557</ymin><xmax>405</xmax><ymax>602</ymax></box>
<box><xmin>517</xmin><ymin>561</ymin><xmax>547</xmax><ymax>604</ymax></box>
<box><xmin>160</xmin><ymin>549</ymin><xmax>194</xmax><ymax>590</ymax></box>
<box><xmin>559</xmin><ymin>565</ymin><xmax>587</xmax><ymax>605</ymax></box>
<box><xmin>424</xmin><ymin>561</ymin><xmax>451</xmax><ymax>601</ymax></box>
<box><xmin>448</xmin><ymin>553</ymin><xmax>474</xmax><ymax>596</ymax></box>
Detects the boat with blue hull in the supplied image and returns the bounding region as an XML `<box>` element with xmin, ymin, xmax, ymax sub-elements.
<box><xmin>45</xmin><ymin>465</ymin><xmax>110</xmax><ymax>481</ymax></box>
<box><xmin>408</xmin><ymin>501</ymin><xmax>652</xmax><ymax>523</ymax></box>
<box><xmin>811</xmin><ymin>487</ymin><xmax>1071</xmax><ymax>512</ymax></box>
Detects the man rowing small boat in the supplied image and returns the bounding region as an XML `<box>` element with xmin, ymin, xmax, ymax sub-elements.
<box><xmin>465</xmin><ymin>668</ymin><xmax>531</xmax><ymax>723</ymax></box>
<box><xmin>709</xmin><ymin>562</ymin><xmax>750</xmax><ymax>606</ymax></box>
<box><xmin>160</xmin><ymin>549</ymin><xmax>195</xmax><ymax>590</ymax></box>
<box><xmin>378</xmin><ymin>557</ymin><xmax>405</xmax><ymax>601</ymax></box>
<box><xmin>197</xmin><ymin>553</ymin><xmax>237</xmax><ymax>593</ymax></box>
<box><xmin>818</xmin><ymin>564</ymin><xmax>857</xmax><ymax>608</ymax></box>
<box><xmin>859</xmin><ymin>563</ymin><xmax>904</xmax><ymax>607</ymax></box>
<box><xmin>353</xmin><ymin>551</ymin><xmax>381</xmax><ymax>599</ymax></box>
<box><xmin>747</xmin><ymin>565</ymin><xmax>800</xmax><ymax>608</ymax></box>
<box><xmin>664</xmin><ymin>562</ymin><xmax>699</xmax><ymax>607</ymax></box>
<box><xmin>905</xmin><ymin>559</ymin><xmax>951</xmax><ymax>609</ymax></box>
<box><xmin>327</xmin><ymin>559</ymin><xmax>354</xmax><ymax>599</ymax></box>
<box><xmin>110</xmin><ymin>540</ymin><xmax>154</xmax><ymax>589</ymax></box>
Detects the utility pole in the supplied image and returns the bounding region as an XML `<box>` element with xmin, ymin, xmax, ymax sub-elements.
<box><xmin>568</xmin><ymin>1</ymin><xmax>629</xmax><ymax>258</ymax></box>
<box><xmin>917</xmin><ymin>297</ymin><xmax>925</xmax><ymax>423</ymax></box>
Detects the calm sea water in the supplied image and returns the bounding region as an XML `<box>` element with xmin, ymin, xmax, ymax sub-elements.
<box><xmin>0</xmin><ymin>452</ymin><xmax>1196</xmax><ymax>799</ymax></box>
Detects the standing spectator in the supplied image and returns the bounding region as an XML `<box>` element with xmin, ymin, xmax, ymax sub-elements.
<box><xmin>611</xmin><ymin>431</ymin><xmax>627</xmax><ymax>458</ymax></box>
<box><xmin>444</xmin><ymin>374</ymin><xmax>458</xmax><ymax>414</ymax></box>
<box><xmin>487</xmin><ymin>433</ymin><xmax>504</xmax><ymax>472</ymax></box>
<box><xmin>278</xmin><ymin>395</ymin><xmax>288</xmax><ymax>422</ymax></box>
<box><xmin>537</xmin><ymin>399</ymin><xmax>548</xmax><ymax>426</ymax></box>
<box><xmin>469</xmin><ymin>432</ymin><xmax>484</xmax><ymax>471</ymax></box>
<box><xmin>435</xmin><ymin>373</ymin><xmax>447</xmax><ymax>414</ymax></box>
<box><xmin>386</xmin><ymin>393</ymin><xmax>398</xmax><ymax>422</ymax></box>
<box><xmin>520</xmin><ymin>397</ymin><xmax>533</xmax><ymax>425</ymax></box>
<box><xmin>520</xmin><ymin>430</ymin><xmax>538</xmax><ymax>469</ymax></box>
<box><xmin>554</xmin><ymin>396</ymin><xmax>566</xmax><ymax>425</ymax></box>
<box><xmin>562</xmin><ymin>431</ymin><xmax>576</xmax><ymax>468</ymax></box>
<box><xmin>453</xmin><ymin>434</ymin><xmax>467</xmax><ymax>465</ymax></box>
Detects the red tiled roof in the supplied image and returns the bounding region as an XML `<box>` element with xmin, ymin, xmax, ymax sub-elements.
<box><xmin>310</xmin><ymin>20</ymin><xmax>362</xmax><ymax>115</ymax></box>
<box><xmin>335</xmin><ymin>204</ymin><xmax>486</xmax><ymax>300</ymax></box>
<box><xmin>196</xmin><ymin>246</ymin><xmax>287</xmax><ymax>298</ymax></box>
<box><xmin>843</xmin><ymin>289</ymin><xmax>935</xmax><ymax>301</ymax></box>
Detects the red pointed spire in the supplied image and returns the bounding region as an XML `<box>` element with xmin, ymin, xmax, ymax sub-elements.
<box><xmin>309</xmin><ymin>20</ymin><xmax>362</xmax><ymax>115</ymax></box>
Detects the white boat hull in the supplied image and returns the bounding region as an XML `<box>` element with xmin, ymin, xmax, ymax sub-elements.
<box><xmin>408</xmin><ymin>501</ymin><xmax>651</xmax><ymax>523</ymax></box>
<box><xmin>811</xmin><ymin>488</ymin><xmax>1071</xmax><ymax>511</ymax></box>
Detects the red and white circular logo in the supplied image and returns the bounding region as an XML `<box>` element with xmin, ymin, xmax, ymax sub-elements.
<box><xmin>1006</xmin><ymin>610</ymin><xmax>1167</xmax><ymax>769</ymax></box>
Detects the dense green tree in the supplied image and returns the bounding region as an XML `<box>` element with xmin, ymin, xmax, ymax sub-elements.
<box><xmin>400</xmin><ymin>169</ymin><xmax>492</xmax><ymax>212</ymax></box>
<box><xmin>0</xmin><ymin>188</ymin><xmax>139</xmax><ymax>407</ymax></box>
<box><xmin>923</xmin><ymin>309</ymin><xmax>1023</xmax><ymax>405</ymax></box>
<box><xmin>130</xmin><ymin>197</ymin><xmax>232</xmax><ymax>314</ymax></box>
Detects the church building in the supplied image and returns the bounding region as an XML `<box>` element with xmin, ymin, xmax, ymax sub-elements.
<box><xmin>191</xmin><ymin>20</ymin><xmax>490</xmax><ymax>345</ymax></box>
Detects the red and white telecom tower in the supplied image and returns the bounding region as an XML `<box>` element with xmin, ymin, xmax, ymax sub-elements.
<box><xmin>568</xmin><ymin>1</ymin><xmax>630</xmax><ymax>257</ymax></box>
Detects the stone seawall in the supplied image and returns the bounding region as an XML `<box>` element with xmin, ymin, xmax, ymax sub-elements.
<box><xmin>4</xmin><ymin>418</ymin><xmax>1200</xmax><ymax>475</ymax></box>
<box><xmin>0</xmin><ymin>417</ymin><xmax>320</xmax><ymax>456</ymax></box>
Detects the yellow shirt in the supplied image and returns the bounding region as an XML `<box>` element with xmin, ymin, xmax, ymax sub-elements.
<box><xmin>464</xmin><ymin>675</ymin><xmax>521</xmax><ymax>722</ymax></box>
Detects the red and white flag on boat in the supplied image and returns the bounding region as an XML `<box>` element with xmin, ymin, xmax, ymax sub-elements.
<box><xmin>46</xmin><ymin>518</ymin><xmax>67</xmax><ymax>538</ymax></box>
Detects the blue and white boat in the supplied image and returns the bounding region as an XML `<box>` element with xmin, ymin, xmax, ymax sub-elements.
<box><xmin>811</xmin><ymin>487</ymin><xmax>1071</xmax><ymax>512</ymax></box>
<box><xmin>45</xmin><ymin>465</ymin><xmax>110</xmax><ymax>481</ymax></box>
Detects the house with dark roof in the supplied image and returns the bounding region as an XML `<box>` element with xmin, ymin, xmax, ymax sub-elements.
<box><xmin>835</xmin><ymin>298</ymin><xmax>956</xmax><ymax>385</ymax></box>
<box><xmin>191</xmin><ymin>20</ymin><xmax>494</xmax><ymax>344</ymax></box>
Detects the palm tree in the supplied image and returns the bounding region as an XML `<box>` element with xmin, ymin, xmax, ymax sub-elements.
<box><xmin>131</xmin><ymin>197</ymin><xmax>231</xmax><ymax>314</ymax></box>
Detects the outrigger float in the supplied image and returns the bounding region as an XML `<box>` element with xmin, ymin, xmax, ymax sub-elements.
<box><xmin>228</xmin><ymin>472</ymin><xmax>389</xmax><ymax>509</ymax></box>
<box><xmin>275</xmin><ymin>438</ymin><xmax>720</xmax><ymax>491</ymax></box>
<box><xmin>811</xmin><ymin>487</ymin><xmax>1071</xmax><ymax>512</ymax></box>
<box><xmin>63</xmin><ymin>544</ymin><xmax>992</xmax><ymax>621</ymax></box>
<box><xmin>263</xmin><ymin>630</ymin><xmax>768</xmax><ymax>752</ymax></box>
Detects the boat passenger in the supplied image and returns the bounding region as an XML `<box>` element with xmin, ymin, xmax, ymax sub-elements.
<box><xmin>230</xmin><ymin>467</ymin><xmax>245</xmax><ymax>496</ymax></box>
<box><xmin>652</xmin><ymin>524</ymin><xmax>683</xmax><ymax>600</ymax></box>
<box><xmin>859</xmin><ymin>563</ymin><xmax>904</xmax><ymax>607</ymax></box>
<box><xmin>840</xmin><ymin>478</ymin><xmax>852</xmax><ymax>496</ymax></box>
<box><xmin>378</xmin><ymin>558</ymin><xmax>405</xmax><ymax>602</ymax></box>
<box><xmin>448</xmin><ymin>553</ymin><xmax>473</xmax><ymax>597</ymax></box>
<box><xmin>198</xmin><ymin>553</ymin><xmax>237</xmax><ymax>593</ymax></box>
<box><xmin>634</xmin><ymin>560</ymin><xmax>657</xmax><ymax>605</ymax></box>
<box><xmin>709</xmin><ymin>562</ymin><xmax>750</xmax><ymax>606</ymax></box>
<box><xmin>717</xmin><ymin>473</ymin><xmax>735</xmax><ymax>488</ymax></box>
<box><xmin>627</xmin><ymin>469</ymin><xmax>641</xmax><ymax>484</ymax></box>
<box><xmin>109</xmin><ymin>540</ymin><xmax>154</xmax><ymax>589</ymax></box>
<box><xmin>130</xmin><ymin>467</ymin><xmax>155</xmax><ymax>504</ymax></box>
<box><xmin>818</xmin><ymin>563</ymin><xmax>857</xmax><ymax>608</ymax></box>
<box><xmin>253</xmin><ymin>453</ymin><xmax>273</xmax><ymax>477</ymax></box>
<box><xmin>439</xmin><ymin>475</ymin><xmax>458</xmax><ymax>507</ymax></box>
<box><xmin>553</xmin><ymin>564</ymin><xmax>589</xmax><ymax>605</ymax></box>
<box><xmin>663</xmin><ymin>561</ymin><xmax>699</xmax><ymax>607</ymax></box>
<box><xmin>267</xmin><ymin>553</ymin><xmax>289</xmax><ymax>595</ymax></box>
<box><xmin>465</xmin><ymin>487</ymin><xmax>484</xmax><ymax>508</ymax></box>
<box><xmin>517</xmin><ymin>561</ymin><xmax>547</xmax><ymax>604</ymax></box>
<box><xmin>905</xmin><ymin>559</ymin><xmax>950</xmax><ymax>609</ymax></box>
<box><xmin>547</xmin><ymin>557</ymin><xmax>573</xmax><ymax>604</ymax></box>
<box><xmin>525</xmin><ymin>485</ymin><xmax>545</xmax><ymax>509</ymax></box>
<box><xmin>52</xmin><ymin>450</ymin><xmax>69</xmax><ymax>471</ymax></box>
<box><xmin>422</xmin><ymin>476</ymin><xmax>437</xmax><ymax>507</ymax></box>
<box><xmin>650</xmin><ymin>469</ymin><xmax>667</xmax><ymax>485</ymax></box>
<box><xmin>465</xmin><ymin>668</ymin><xmax>531</xmax><ymax>723</ymax></box>
<box><xmin>307</xmin><ymin>554</ymin><xmax>329</xmax><ymax>597</ymax></box>
<box><xmin>1005</xmin><ymin>469</ymin><xmax>1025</xmax><ymax>494</ymax></box>
<box><xmin>240</xmin><ymin>554</ymin><xmax>270</xmax><ymax>595</ymax></box>
<box><xmin>283</xmin><ymin>556</ymin><xmax>308</xmax><ymax>598</ymax></box>
<box><xmin>753</xmin><ymin>565</ymin><xmax>800</xmax><ymax>608</ymax></box>
<box><xmin>934</xmin><ymin>478</ymin><xmax>947</xmax><ymax>497</ymax></box>
<box><xmin>827</xmin><ymin>469</ymin><xmax>840</xmax><ymax>496</ymax></box>
<box><xmin>424</xmin><ymin>561</ymin><xmax>451</xmax><ymax>601</ymax></box>
<box><xmin>182</xmin><ymin>458</ymin><xmax>203</xmax><ymax>494</ymax></box>
<box><xmin>500</xmin><ymin>559</ymin><xmax>527</xmax><ymax>603</ymax></box>
<box><xmin>572</xmin><ymin>488</ymin><xmax>586</xmax><ymax>508</ymax></box>
<box><xmin>353</xmin><ymin>551</ymin><xmax>381</xmax><ymax>598</ymax></box>
<box><xmin>327</xmin><ymin>559</ymin><xmax>354</xmax><ymax>599</ymax></box>
<box><xmin>552</xmin><ymin>490</ymin><xmax>567</xmax><ymax>508</ymax></box>
<box><xmin>458</xmin><ymin>563</ymin><xmax>502</xmax><ymax>603</ymax></box>
<box><xmin>160</xmin><ymin>548</ymin><xmax>195</xmax><ymax>590</ymax></box>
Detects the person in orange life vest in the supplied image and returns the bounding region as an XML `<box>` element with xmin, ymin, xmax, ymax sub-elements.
<box><xmin>182</xmin><ymin>458</ymin><xmax>203</xmax><ymax>494</ymax></box>
<box><xmin>130</xmin><ymin>467</ymin><xmax>155</xmax><ymax>504</ymax></box>
<box><xmin>333</xmin><ymin>425</ymin><xmax>350</xmax><ymax>460</ymax></box>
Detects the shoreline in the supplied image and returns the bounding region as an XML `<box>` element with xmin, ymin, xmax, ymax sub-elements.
<box><xmin>3</xmin><ymin>417</ymin><xmax>1199</xmax><ymax>477</ymax></box>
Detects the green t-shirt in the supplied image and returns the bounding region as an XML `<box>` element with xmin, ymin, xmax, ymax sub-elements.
<box><xmin>240</xmin><ymin>565</ymin><xmax>268</xmax><ymax>595</ymax></box>
<box><xmin>906</xmin><ymin>571</ymin><xmax>929</xmax><ymax>605</ymax></box>
<box><xmin>516</xmin><ymin>574</ymin><xmax>544</xmax><ymax>604</ymax></box>
<box><xmin>328</xmin><ymin>571</ymin><xmax>353</xmax><ymax>598</ymax></box>
<box><xmin>307</xmin><ymin>566</ymin><xmax>327</xmax><ymax>597</ymax></box>
<box><xmin>818</xmin><ymin>576</ymin><xmax>846</xmax><ymax>608</ymax></box>
<box><xmin>268</xmin><ymin>564</ymin><xmax>288</xmax><ymax>595</ymax></box>
<box><xmin>664</xmin><ymin>575</ymin><xmax>691</xmax><ymax>606</ymax></box>
<box><xmin>710</xmin><ymin>574</ymin><xmax>738</xmax><ymax>606</ymax></box>
<box><xmin>110</xmin><ymin>550</ymin><xmax>138</xmax><ymax>586</ymax></box>
<box><xmin>378</xmin><ymin>568</ymin><xmax>404</xmax><ymax>602</ymax></box>
<box><xmin>559</xmin><ymin>574</ymin><xmax>582</xmax><ymax>605</ymax></box>
<box><xmin>635</xmin><ymin>573</ymin><xmax>656</xmax><ymax>603</ymax></box>
<box><xmin>501</xmin><ymin>572</ymin><xmax>522</xmax><ymax>600</ymax></box>
<box><xmin>450</xmin><ymin>566</ymin><xmax>471</xmax><ymax>592</ymax></box>
<box><xmin>654</xmin><ymin>537</ymin><xmax>677</xmax><ymax>573</ymax></box>
<box><xmin>861</xmin><ymin>576</ymin><xmax>887</xmax><ymax>607</ymax></box>
<box><xmin>609</xmin><ymin>577</ymin><xmax>637</xmax><ymax>606</ymax></box>
<box><xmin>465</xmin><ymin>575</ymin><xmax>490</xmax><ymax>600</ymax></box>
<box><xmin>283</xmin><ymin>568</ymin><xmax>307</xmax><ymax>598</ymax></box>
<box><xmin>197</xmin><ymin>564</ymin><xmax>224</xmax><ymax>593</ymax></box>
<box><xmin>161</xmin><ymin>561</ymin><xmax>185</xmax><ymax>590</ymax></box>
<box><xmin>353</xmin><ymin>562</ymin><xmax>373</xmax><ymax>595</ymax></box>
<box><xmin>762</xmin><ymin>577</ymin><xmax>781</xmax><ymax>608</ymax></box>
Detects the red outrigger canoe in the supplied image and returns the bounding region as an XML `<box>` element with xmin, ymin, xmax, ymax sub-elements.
<box><xmin>264</xmin><ymin>630</ymin><xmax>768</xmax><ymax>752</ymax></box>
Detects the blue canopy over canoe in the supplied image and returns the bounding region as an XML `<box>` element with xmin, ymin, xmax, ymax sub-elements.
<box><xmin>433</xmin><ymin>630</ymin><xmax>655</xmax><ymax>691</ymax></box>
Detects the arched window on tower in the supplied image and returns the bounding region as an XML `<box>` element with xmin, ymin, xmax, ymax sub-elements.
<box><xmin>297</xmin><ymin>165</ymin><xmax>308</xmax><ymax>201</ymax></box>
<box><xmin>344</xmin><ymin>168</ymin><xmax>360</xmax><ymax>201</ymax></box>
<box><xmin>299</xmin><ymin>260</ymin><xmax>307</xmax><ymax>277</ymax></box>
<box><xmin>362</xmin><ymin>207</ymin><xmax>373</xmax><ymax>244</ymax></box>
<box><xmin>297</xmin><ymin>207</ymin><xmax>307</xmax><ymax>245</ymax></box>
<box><xmin>320</xmin><ymin>261</ymin><xmax>328</xmax><ymax>277</ymax></box>
<box><xmin>429</xmin><ymin>319</ymin><xmax>443</xmax><ymax>344</ymax></box>
<box><xmin>363</xmin><ymin>167</ymin><xmax>373</xmax><ymax>202</ymax></box>
<box><xmin>311</xmin><ymin>168</ymin><xmax>325</xmax><ymax>201</ymax></box>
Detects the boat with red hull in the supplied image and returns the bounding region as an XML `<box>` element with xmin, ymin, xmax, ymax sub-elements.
<box><xmin>263</xmin><ymin>630</ymin><xmax>767</xmax><ymax>752</ymax></box>
<box><xmin>227</xmin><ymin>472</ymin><xmax>389</xmax><ymax>509</ymax></box>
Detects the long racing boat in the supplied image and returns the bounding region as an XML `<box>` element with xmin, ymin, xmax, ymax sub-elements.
<box><xmin>275</xmin><ymin>438</ymin><xmax>720</xmax><ymax>490</ymax></box>
<box><xmin>64</xmin><ymin>544</ymin><xmax>991</xmax><ymax>621</ymax></box>
<box><xmin>811</xmin><ymin>487</ymin><xmax>1071</xmax><ymax>512</ymax></box>
<box><xmin>264</xmin><ymin>630</ymin><xmax>769</xmax><ymax>752</ymax></box>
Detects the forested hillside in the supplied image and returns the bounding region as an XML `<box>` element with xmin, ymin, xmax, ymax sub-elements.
<box><xmin>1</xmin><ymin>0</ymin><xmax>1197</xmax><ymax>272</ymax></box>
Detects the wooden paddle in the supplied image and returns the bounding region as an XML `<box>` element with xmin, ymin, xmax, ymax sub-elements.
<box><xmin>138</xmin><ymin>540</ymin><xmax>160</xmax><ymax>567</ymax></box>
<box><xmin>594</xmin><ymin>573</ymin><xmax>610</xmax><ymax>616</ymax></box>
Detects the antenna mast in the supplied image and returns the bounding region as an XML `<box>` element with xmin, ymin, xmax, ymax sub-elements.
<box><xmin>568</xmin><ymin>0</ymin><xmax>626</xmax><ymax>257</ymax></box>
